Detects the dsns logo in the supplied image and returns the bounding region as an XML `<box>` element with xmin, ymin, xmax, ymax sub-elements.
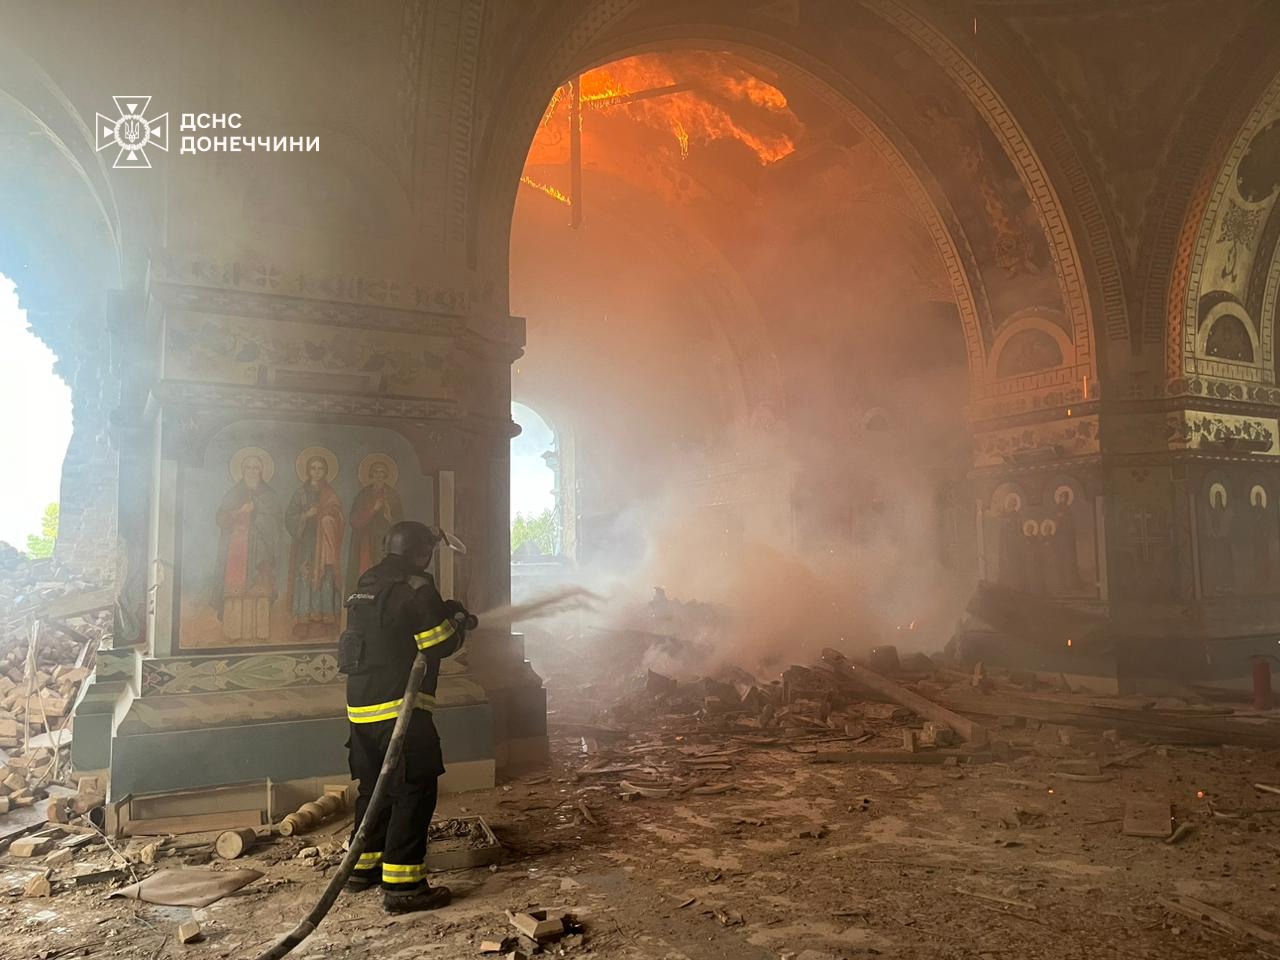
<box><xmin>95</xmin><ymin>96</ymin><xmax>169</xmax><ymax>169</ymax></box>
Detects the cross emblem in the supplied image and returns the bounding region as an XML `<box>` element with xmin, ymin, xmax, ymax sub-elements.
<box><xmin>95</xmin><ymin>96</ymin><xmax>169</xmax><ymax>169</ymax></box>
<box><xmin>1128</xmin><ymin>509</ymin><xmax>1170</xmax><ymax>562</ymax></box>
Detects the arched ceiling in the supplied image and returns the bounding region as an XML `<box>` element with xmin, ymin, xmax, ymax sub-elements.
<box><xmin>0</xmin><ymin>94</ymin><xmax>118</xmax><ymax>377</ymax></box>
<box><xmin>472</xmin><ymin>2</ymin><xmax>1108</xmax><ymax>421</ymax></box>
<box><xmin>511</xmin><ymin>49</ymin><xmax>969</xmax><ymax>486</ymax></box>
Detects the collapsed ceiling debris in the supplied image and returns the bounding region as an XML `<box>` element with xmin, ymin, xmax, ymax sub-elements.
<box><xmin>4</xmin><ymin>620</ymin><xmax>1279</xmax><ymax>957</ymax></box>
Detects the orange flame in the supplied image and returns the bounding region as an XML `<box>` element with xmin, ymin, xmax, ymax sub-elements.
<box><xmin>520</xmin><ymin>175</ymin><xmax>571</xmax><ymax>206</ymax></box>
<box><xmin>525</xmin><ymin>52</ymin><xmax>798</xmax><ymax>170</ymax></box>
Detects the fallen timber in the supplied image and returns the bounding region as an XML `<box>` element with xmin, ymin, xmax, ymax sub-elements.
<box><xmin>938</xmin><ymin>688</ymin><xmax>1280</xmax><ymax>748</ymax></box>
<box><xmin>817</xmin><ymin>647</ymin><xmax>990</xmax><ymax>746</ymax></box>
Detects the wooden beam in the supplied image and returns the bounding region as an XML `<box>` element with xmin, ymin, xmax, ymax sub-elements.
<box><xmin>819</xmin><ymin>648</ymin><xmax>989</xmax><ymax>746</ymax></box>
<box><xmin>569</xmin><ymin>75</ymin><xmax>582</xmax><ymax>229</ymax></box>
<box><xmin>1157</xmin><ymin>895</ymin><xmax>1280</xmax><ymax>948</ymax></box>
<box><xmin>122</xmin><ymin>809</ymin><xmax>263</xmax><ymax>837</ymax></box>
<box><xmin>584</xmin><ymin>82</ymin><xmax>696</xmax><ymax>109</ymax></box>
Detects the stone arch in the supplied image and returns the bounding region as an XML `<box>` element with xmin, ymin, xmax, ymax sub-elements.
<box><xmin>476</xmin><ymin>29</ymin><xmax>987</xmax><ymax>392</ymax></box>
<box><xmin>511</xmin><ymin>162</ymin><xmax>769</xmax><ymax>430</ymax></box>
<box><xmin>1170</xmin><ymin>64</ymin><xmax>1280</xmax><ymax>391</ymax></box>
<box><xmin>470</xmin><ymin>3</ymin><xmax>1103</xmax><ymax>414</ymax></box>
<box><xmin>990</xmin><ymin>314</ymin><xmax>1073</xmax><ymax>382</ymax></box>
<box><xmin>0</xmin><ymin>37</ymin><xmax>127</xmax><ymax>578</ymax></box>
<box><xmin>0</xmin><ymin>38</ymin><xmax>123</xmax><ymax>333</ymax></box>
<box><xmin>859</xmin><ymin>0</ymin><xmax>1103</xmax><ymax>376</ymax></box>
<box><xmin>1197</xmin><ymin>299</ymin><xmax>1259</xmax><ymax>367</ymax></box>
<box><xmin>1139</xmin><ymin>6</ymin><xmax>1280</xmax><ymax>367</ymax></box>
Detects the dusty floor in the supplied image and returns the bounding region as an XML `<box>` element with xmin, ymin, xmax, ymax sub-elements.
<box><xmin>3</xmin><ymin>649</ymin><xmax>1280</xmax><ymax>960</ymax></box>
<box><xmin>3</xmin><ymin>723</ymin><xmax>1280</xmax><ymax>959</ymax></box>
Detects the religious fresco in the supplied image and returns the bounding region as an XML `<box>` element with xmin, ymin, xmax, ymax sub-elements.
<box><xmin>847</xmin><ymin>24</ymin><xmax>1064</xmax><ymax>336</ymax></box>
<box><xmin>178</xmin><ymin>422</ymin><xmax>434</xmax><ymax>651</ymax></box>
<box><xmin>1180</xmin><ymin>81</ymin><xmax>1280</xmax><ymax>384</ymax></box>
<box><xmin>1004</xmin><ymin>2</ymin><xmax>1256</xmax><ymax>260</ymax></box>
<box><xmin>212</xmin><ymin>446</ymin><xmax>284</xmax><ymax>643</ymax></box>
<box><xmin>346</xmin><ymin>453</ymin><xmax>404</xmax><ymax>594</ymax></box>
<box><xmin>1197</xmin><ymin>474</ymin><xmax>1280</xmax><ymax>597</ymax></box>
<box><xmin>982</xmin><ymin>477</ymin><xmax>1098</xmax><ymax>599</ymax></box>
<box><xmin>994</xmin><ymin>328</ymin><xmax>1065</xmax><ymax>379</ymax></box>
<box><xmin>285</xmin><ymin>446</ymin><xmax>346</xmax><ymax>640</ymax></box>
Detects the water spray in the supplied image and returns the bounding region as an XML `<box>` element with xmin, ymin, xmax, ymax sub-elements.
<box><xmin>472</xmin><ymin>585</ymin><xmax>602</xmax><ymax>628</ymax></box>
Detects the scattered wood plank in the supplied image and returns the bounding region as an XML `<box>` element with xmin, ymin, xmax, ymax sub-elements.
<box><xmin>122</xmin><ymin>809</ymin><xmax>263</xmax><ymax>837</ymax></box>
<box><xmin>1101</xmin><ymin>746</ymin><xmax>1152</xmax><ymax>768</ymax></box>
<box><xmin>1157</xmin><ymin>895</ymin><xmax>1280</xmax><ymax>948</ymax></box>
<box><xmin>811</xmin><ymin>750</ymin><xmax>987</xmax><ymax>765</ymax></box>
<box><xmin>1050</xmin><ymin>772</ymin><xmax>1114</xmax><ymax>783</ymax></box>
<box><xmin>939</xmin><ymin>688</ymin><xmax>1280</xmax><ymax>748</ymax></box>
<box><xmin>1122</xmin><ymin>800</ymin><xmax>1173</xmax><ymax>838</ymax></box>
<box><xmin>10</xmin><ymin>836</ymin><xmax>53</xmax><ymax>857</ymax></box>
<box><xmin>819</xmin><ymin>648</ymin><xmax>989</xmax><ymax>745</ymax></box>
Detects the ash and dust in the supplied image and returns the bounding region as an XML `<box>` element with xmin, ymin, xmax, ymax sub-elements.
<box><xmin>507</xmin><ymin>53</ymin><xmax>974</xmax><ymax>689</ymax></box>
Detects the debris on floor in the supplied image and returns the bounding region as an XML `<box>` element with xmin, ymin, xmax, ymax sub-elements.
<box><xmin>0</xmin><ymin>617</ymin><xmax>1276</xmax><ymax>959</ymax></box>
<box><xmin>108</xmin><ymin>867</ymin><xmax>265</xmax><ymax>907</ymax></box>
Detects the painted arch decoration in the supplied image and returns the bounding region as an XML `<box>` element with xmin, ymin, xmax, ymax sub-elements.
<box><xmin>1174</xmin><ymin>69</ymin><xmax>1280</xmax><ymax>391</ymax></box>
<box><xmin>470</xmin><ymin>0</ymin><xmax>1104</xmax><ymax>421</ymax></box>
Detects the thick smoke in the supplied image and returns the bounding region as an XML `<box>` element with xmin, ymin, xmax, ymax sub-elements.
<box><xmin>509</xmin><ymin>51</ymin><xmax>974</xmax><ymax>680</ymax></box>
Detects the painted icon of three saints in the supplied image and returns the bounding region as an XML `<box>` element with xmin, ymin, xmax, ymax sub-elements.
<box><xmin>211</xmin><ymin>447</ymin><xmax>404</xmax><ymax>643</ymax></box>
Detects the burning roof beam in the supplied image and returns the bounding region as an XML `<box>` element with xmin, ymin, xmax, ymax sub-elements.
<box><xmin>570</xmin><ymin>75</ymin><xmax>583</xmax><ymax>229</ymax></box>
<box><xmin>584</xmin><ymin>82</ymin><xmax>699</xmax><ymax>109</ymax></box>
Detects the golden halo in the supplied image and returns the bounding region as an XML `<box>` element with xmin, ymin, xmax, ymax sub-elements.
<box><xmin>229</xmin><ymin>446</ymin><xmax>275</xmax><ymax>484</ymax></box>
<box><xmin>296</xmin><ymin>446</ymin><xmax>340</xmax><ymax>483</ymax></box>
<box><xmin>358</xmin><ymin>453</ymin><xmax>399</xmax><ymax>487</ymax></box>
<box><xmin>1054</xmin><ymin>484</ymin><xmax>1075</xmax><ymax>507</ymax></box>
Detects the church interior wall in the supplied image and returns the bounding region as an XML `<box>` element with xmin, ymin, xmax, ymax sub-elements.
<box><xmin>0</xmin><ymin>0</ymin><xmax>1275</xmax><ymax>800</ymax></box>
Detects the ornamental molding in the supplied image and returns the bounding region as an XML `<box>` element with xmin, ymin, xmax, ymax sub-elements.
<box><xmin>152</xmin><ymin>282</ymin><xmax>463</xmax><ymax>337</ymax></box>
<box><xmin>151</xmin><ymin>253</ymin><xmax>471</xmax><ymax>317</ymax></box>
<box><xmin>152</xmin><ymin>379</ymin><xmax>463</xmax><ymax>421</ymax></box>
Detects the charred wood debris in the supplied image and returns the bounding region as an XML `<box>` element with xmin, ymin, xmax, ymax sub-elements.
<box><xmin>0</xmin><ymin>556</ymin><xmax>1277</xmax><ymax>955</ymax></box>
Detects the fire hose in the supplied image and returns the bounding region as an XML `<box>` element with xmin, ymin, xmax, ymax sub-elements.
<box><xmin>252</xmin><ymin>610</ymin><xmax>476</xmax><ymax>960</ymax></box>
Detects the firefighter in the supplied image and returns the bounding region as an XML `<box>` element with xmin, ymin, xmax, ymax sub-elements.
<box><xmin>340</xmin><ymin>519</ymin><xmax>471</xmax><ymax>912</ymax></box>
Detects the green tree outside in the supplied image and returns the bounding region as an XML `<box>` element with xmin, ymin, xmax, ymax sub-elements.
<box><xmin>511</xmin><ymin>507</ymin><xmax>556</xmax><ymax>556</ymax></box>
<box><xmin>26</xmin><ymin>502</ymin><xmax>58</xmax><ymax>558</ymax></box>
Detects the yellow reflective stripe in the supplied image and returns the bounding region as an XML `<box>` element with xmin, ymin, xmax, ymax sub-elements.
<box><xmin>414</xmin><ymin>619</ymin><xmax>456</xmax><ymax>650</ymax></box>
<box><xmin>347</xmin><ymin>694</ymin><xmax>436</xmax><ymax>723</ymax></box>
<box><xmin>381</xmin><ymin>862</ymin><xmax>425</xmax><ymax>883</ymax></box>
<box><xmin>347</xmin><ymin>698</ymin><xmax>403</xmax><ymax>723</ymax></box>
<box><xmin>356</xmin><ymin>851</ymin><xmax>383</xmax><ymax>868</ymax></box>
